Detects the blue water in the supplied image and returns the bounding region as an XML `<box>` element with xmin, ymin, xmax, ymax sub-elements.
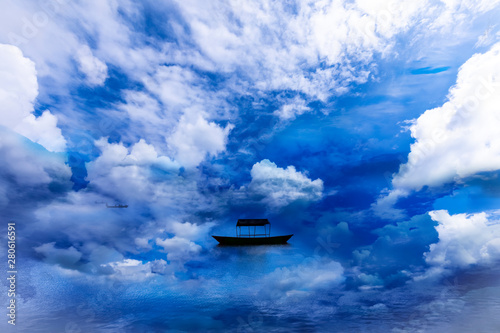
<box><xmin>5</xmin><ymin>245</ymin><xmax>500</xmax><ymax>332</ymax></box>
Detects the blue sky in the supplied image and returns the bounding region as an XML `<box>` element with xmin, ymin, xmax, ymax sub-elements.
<box><xmin>2</xmin><ymin>0</ymin><xmax>500</xmax><ymax>332</ymax></box>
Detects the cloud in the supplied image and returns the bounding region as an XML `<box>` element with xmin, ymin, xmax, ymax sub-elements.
<box><xmin>112</xmin><ymin>64</ymin><xmax>236</xmax><ymax>166</ymax></box>
<box><xmin>76</xmin><ymin>44</ymin><xmax>108</xmax><ymax>86</ymax></box>
<box><xmin>0</xmin><ymin>129</ymin><xmax>70</xmax><ymax>187</ymax></box>
<box><xmin>156</xmin><ymin>236</ymin><xmax>202</xmax><ymax>261</ymax></box>
<box><xmin>374</xmin><ymin>42</ymin><xmax>500</xmax><ymax>218</ymax></box>
<box><xmin>260</xmin><ymin>258</ymin><xmax>344</xmax><ymax>298</ymax></box>
<box><xmin>87</xmin><ymin>137</ymin><xmax>183</xmax><ymax>202</ymax></box>
<box><xmin>3</xmin><ymin>0</ymin><xmax>489</xmax><ymax>107</ymax></box>
<box><xmin>247</xmin><ymin>159</ymin><xmax>323</xmax><ymax>209</ymax></box>
<box><xmin>371</xmin><ymin>188</ymin><xmax>409</xmax><ymax>220</ymax></box>
<box><xmin>20</xmin><ymin>135</ymin><xmax>220</xmax><ymax>277</ymax></box>
<box><xmin>440</xmin><ymin>0</ymin><xmax>500</xmax><ymax>16</ymax></box>
<box><xmin>33</xmin><ymin>240</ymin><xmax>175</xmax><ymax>281</ymax></box>
<box><xmin>172</xmin><ymin>0</ymin><xmax>430</xmax><ymax>101</ymax></box>
<box><xmin>168</xmin><ymin>113</ymin><xmax>233</xmax><ymax>168</ymax></box>
<box><xmin>475</xmin><ymin>26</ymin><xmax>497</xmax><ymax>48</ymax></box>
<box><xmin>68</xmin><ymin>0</ymin><xmax>160</xmax><ymax>79</ymax></box>
<box><xmin>0</xmin><ymin>128</ymin><xmax>71</xmax><ymax>211</ymax></box>
<box><xmin>274</xmin><ymin>96</ymin><xmax>311</xmax><ymax>121</ymax></box>
<box><xmin>143</xmin><ymin>65</ymin><xmax>202</xmax><ymax>109</ymax></box>
<box><xmin>120</xmin><ymin>90</ymin><xmax>162</xmax><ymax>122</ymax></box>
<box><xmin>0</xmin><ymin>44</ymin><xmax>37</xmax><ymax>127</ymax></box>
<box><xmin>0</xmin><ymin>43</ymin><xmax>66</xmax><ymax>152</ymax></box>
<box><xmin>2</xmin><ymin>2</ymin><xmax>500</xmax><ymax>330</ymax></box>
<box><xmin>393</xmin><ymin>42</ymin><xmax>500</xmax><ymax>191</ymax></box>
<box><xmin>0</xmin><ymin>0</ymin><xmax>170</xmax><ymax>141</ymax></box>
<box><xmin>107</xmin><ymin>259</ymin><xmax>163</xmax><ymax>281</ymax></box>
<box><xmin>34</xmin><ymin>242</ymin><xmax>82</xmax><ymax>269</ymax></box>
<box><xmin>420</xmin><ymin>210</ymin><xmax>500</xmax><ymax>279</ymax></box>
<box><xmin>14</xmin><ymin>111</ymin><xmax>67</xmax><ymax>152</ymax></box>
<box><xmin>165</xmin><ymin>221</ymin><xmax>216</xmax><ymax>241</ymax></box>
<box><xmin>109</xmin><ymin>64</ymin><xmax>237</xmax><ymax>168</ymax></box>
<box><xmin>349</xmin><ymin>213</ymin><xmax>438</xmax><ymax>286</ymax></box>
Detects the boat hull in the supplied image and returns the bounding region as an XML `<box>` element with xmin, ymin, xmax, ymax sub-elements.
<box><xmin>212</xmin><ymin>234</ymin><xmax>293</xmax><ymax>246</ymax></box>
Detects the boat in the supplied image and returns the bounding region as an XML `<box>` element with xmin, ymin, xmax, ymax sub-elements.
<box><xmin>212</xmin><ymin>219</ymin><xmax>293</xmax><ymax>246</ymax></box>
<box><xmin>106</xmin><ymin>203</ymin><xmax>129</xmax><ymax>208</ymax></box>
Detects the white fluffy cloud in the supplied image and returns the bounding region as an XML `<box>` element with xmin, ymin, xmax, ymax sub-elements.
<box><xmin>143</xmin><ymin>65</ymin><xmax>202</xmax><ymax>109</ymax></box>
<box><xmin>168</xmin><ymin>113</ymin><xmax>233</xmax><ymax>168</ymax></box>
<box><xmin>421</xmin><ymin>210</ymin><xmax>500</xmax><ymax>278</ymax></box>
<box><xmin>374</xmin><ymin>42</ymin><xmax>500</xmax><ymax>218</ymax></box>
<box><xmin>275</xmin><ymin>96</ymin><xmax>311</xmax><ymax>120</ymax></box>
<box><xmin>156</xmin><ymin>236</ymin><xmax>202</xmax><ymax>261</ymax></box>
<box><xmin>2</xmin><ymin>0</ymin><xmax>494</xmax><ymax>106</ymax></box>
<box><xmin>0</xmin><ymin>44</ymin><xmax>37</xmax><ymax>126</ymax></box>
<box><xmin>87</xmin><ymin>138</ymin><xmax>184</xmax><ymax>202</ymax></box>
<box><xmin>76</xmin><ymin>44</ymin><xmax>108</xmax><ymax>86</ymax></box>
<box><xmin>173</xmin><ymin>0</ymin><xmax>431</xmax><ymax>101</ymax></box>
<box><xmin>261</xmin><ymin>258</ymin><xmax>344</xmax><ymax>298</ymax></box>
<box><xmin>0</xmin><ymin>43</ymin><xmax>66</xmax><ymax>152</ymax></box>
<box><xmin>393</xmin><ymin>42</ymin><xmax>500</xmax><ymax>191</ymax></box>
<box><xmin>115</xmin><ymin>65</ymin><xmax>235</xmax><ymax>165</ymax></box>
<box><xmin>107</xmin><ymin>259</ymin><xmax>161</xmax><ymax>281</ymax></box>
<box><xmin>248</xmin><ymin>159</ymin><xmax>323</xmax><ymax>209</ymax></box>
<box><xmin>165</xmin><ymin>221</ymin><xmax>215</xmax><ymax>241</ymax></box>
<box><xmin>14</xmin><ymin>111</ymin><xmax>67</xmax><ymax>152</ymax></box>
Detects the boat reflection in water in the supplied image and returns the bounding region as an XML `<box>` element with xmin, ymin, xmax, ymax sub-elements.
<box><xmin>212</xmin><ymin>219</ymin><xmax>293</xmax><ymax>246</ymax></box>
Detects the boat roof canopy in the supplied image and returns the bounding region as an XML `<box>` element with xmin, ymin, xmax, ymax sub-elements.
<box><xmin>237</xmin><ymin>219</ymin><xmax>270</xmax><ymax>226</ymax></box>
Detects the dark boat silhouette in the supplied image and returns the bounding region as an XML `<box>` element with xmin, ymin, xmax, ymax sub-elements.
<box><xmin>106</xmin><ymin>203</ymin><xmax>129</xmax><ymax>208</ymax></box>
<box><xmin>212</xmin><ymin>219</ymin><xmax>293</xmax><ymax>246</ymax></box>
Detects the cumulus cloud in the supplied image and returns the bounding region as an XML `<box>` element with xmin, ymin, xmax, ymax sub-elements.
<box><xmin>23</xmin><ymin>136</ymin><xmax>217</xmax><ymax>277</ymax></box>
<box><xmin>76</xmin><ymin>44</ymin><xmax>108</xmax><ymax>86</ymax></box>
<box><xmin>165</xmin><ymin>221</ymin><xmax>215</xmax><ymax>241</ymax></box>
<box><xmin>31</xmin><ymin>196</ymin><xmax>145</xmax><ymax>256</ymax></box>
<box><xmin>248</xmin><ymin>159</ymin><xmax>323</xmax><ymax>209</ymax></box>
<box><xmin>2</xmin><ymin>2</ymin><xmax>500</xmax><ymax>331</ymax></box>
<box><xmin>260</xmin><ymin>258</ymin><xmax>344</xmax><ymax>298</ymax></box>
<box><xmin>107</xmin><ymin>259</ymin><xmax>162</xmax><ymax>281</ymax></box>
<box><xmin>142</xmin><ymin>221</ymin><xmax>215</xmax><ymax>263</ymax></box>
<box><xmin>168</xmin><ymin>113</ymin><xmax>233</xmax><ymax>168</ymax></box>
<box><xmin>87</xmin><ymin>138</ymin><xmax>182</xmax><ymax>202</ymax></box>
<box><xmin>374</xmin><ymin>42</ymin><xmax>500</xmax><ymax>218</ymax></box>
<box><xmin>349</xmin><ymin>213</ymin><xmax>438</xmax><ymax>286</ymax></box>
<box><xmin>114</xmin><ymin>65</ymin><xmax>235</xmax><ymax>164</ymax></box>
<box><xmin>420</xmin><ymin>210</ymin><xmax>500</xmax><ymax>279</ymax></box>
<box><xmin>394</xmin><ymin>42</ymin><xmax>500</xmax><ymax>191</ymax></box>
<box><xmin>156</xmin><ymin>236</ymin><xmax>202</xmax><ymax>261</ymax></box>
<box><xmin>0</xmin><ymin>43</ymin><xmax>66</xmax><ymax>152</ymax></box>
<box><xmin>34</xmin><ymin>240</ymin><xmax>174</xmax><ymax>281</ymax></box>
<box><xmin>28</xmin><ymin>137</ymin><xmax>217</xmax><ymax>266</ymax></box>
<box><xmin>34</xmin><ymin>242</ymin><xmax>82</xmax><ymax>269</ymax></box>
<box><xmin>0</xmin><ymin>129</ymin><xmax>70</xmax><ymax>186</ymax></box>
<box><xmin>0</xmin><ymin>44</ymin><xmax>37</xmax><ymax>126</ymax></box>
<box><xmin>14</xmin><ymin>111</ymin><xmax>67</xmax><ymax>152</ymax></box>
<box><xmin>0</xmin><ymin>129</ymin><xmax>71</xmax><ymax>210</ymax></box>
